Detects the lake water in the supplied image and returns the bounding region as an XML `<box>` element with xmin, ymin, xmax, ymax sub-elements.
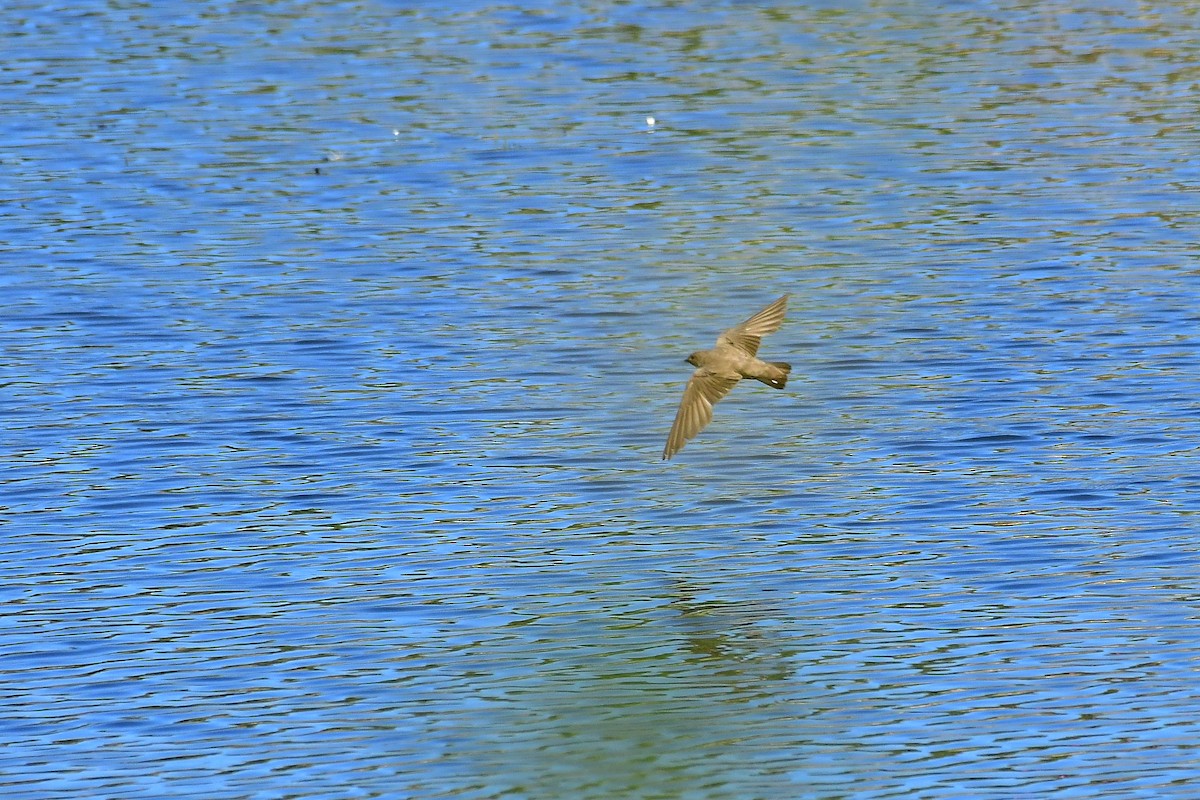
<box><xmin>4</xmin><ymin>1</ymin><xmax>1200</xmax><ymax>798</ymax></box>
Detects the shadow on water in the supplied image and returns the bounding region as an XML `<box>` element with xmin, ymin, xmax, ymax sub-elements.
<box><xmin>445</xmin><ymin>571</ymin><xmax>849</xmax><ymax>799</ymax></box>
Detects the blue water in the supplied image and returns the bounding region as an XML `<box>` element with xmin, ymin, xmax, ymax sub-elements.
<box><xmin>4</xmin><ymin>1</ymin><xmax>1200</xmax><ymax>798</ymax></box>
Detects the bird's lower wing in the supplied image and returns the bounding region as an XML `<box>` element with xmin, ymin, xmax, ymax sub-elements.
<box><xmin>663</xmin><ymin>372</ymin><xmax>740</xmax><ymax>460</ymax></box>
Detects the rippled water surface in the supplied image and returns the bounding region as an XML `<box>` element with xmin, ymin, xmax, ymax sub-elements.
<box><xmin>5</xmin><ymin>1</ymin><xmax>1200</xmax><ymax>798</ymax></box>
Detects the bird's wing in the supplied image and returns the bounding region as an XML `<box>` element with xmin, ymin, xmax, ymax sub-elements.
<box><xmin>663</xmin><ymin>371</ymin><xmax>741</xmax><ymax>460</ymax></box>
<box><xmin>717</xmin><ymin>294</ymin><xmax>789</xmax><ymax>357</ymax></box>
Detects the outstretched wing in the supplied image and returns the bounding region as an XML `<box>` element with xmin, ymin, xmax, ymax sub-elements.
<box><xmin>663</xmin><ymin>371</ymin><xmax>740</xmax><ymax>460</ymax></box>
<box><xmin>717</xmin><ymin>294</ymin><xmax>789</xmax><ymax>356</ymax></box>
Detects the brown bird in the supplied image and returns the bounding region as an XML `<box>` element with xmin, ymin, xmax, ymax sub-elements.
<box><xmin>663</xmin><ymin>294</ymin><xmax>791</xmax><ymax>460</ymax></box>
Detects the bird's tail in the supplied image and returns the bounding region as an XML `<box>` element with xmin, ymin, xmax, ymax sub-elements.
<box><xmin>755</xmin><ymin>362</ymin><xmax>791</xmax><ymax>390</ymax></box>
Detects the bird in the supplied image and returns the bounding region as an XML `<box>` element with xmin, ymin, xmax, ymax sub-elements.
<box><xmin>663</xmin><ymin>294</ymin><xmax>791</xmax><ymax>460</ymax></box>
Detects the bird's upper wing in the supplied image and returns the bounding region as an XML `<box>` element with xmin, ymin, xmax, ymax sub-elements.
<box><xmin>716</xmin><ymin>294</ymin><xmax>789</xmax><ymax>357</ymax></box>
<box><xmin>663</xmin><ymin>371</ymin><xmax>740</xmax><ymax>460</ymax></box>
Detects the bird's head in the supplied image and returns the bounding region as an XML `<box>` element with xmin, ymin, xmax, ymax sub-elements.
<box><xmin>685</xmin><ymin>352</ymin><xmax>702</xmax><ymax>367</ymax></box>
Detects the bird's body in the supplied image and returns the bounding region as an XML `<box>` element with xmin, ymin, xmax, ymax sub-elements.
<box><xmin>663</xmin><ymin>295</ymin><xmax>791</xmax><ymax>460</ymax></box>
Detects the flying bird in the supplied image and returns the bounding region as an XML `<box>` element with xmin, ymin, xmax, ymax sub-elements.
<box><xmin>663</xmin><ymin>294</ymin><xmax>791</xmax><ymax>460</ymax></box>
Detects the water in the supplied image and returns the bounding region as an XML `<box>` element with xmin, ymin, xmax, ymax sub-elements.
<box><xmin>4</xmin><ymin>1</ymin><xmax>1200</xmax><ymax>798</ymax></box>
